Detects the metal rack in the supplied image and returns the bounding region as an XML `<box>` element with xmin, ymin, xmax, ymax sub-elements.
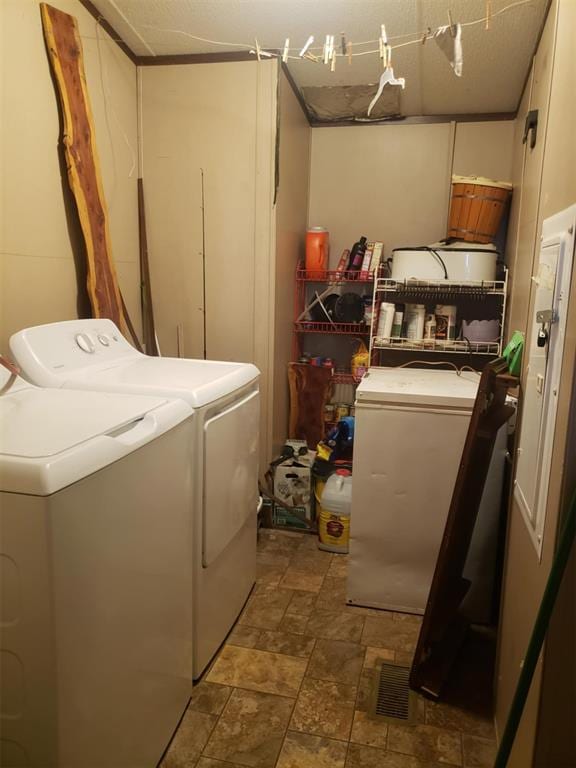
<box><xmin>296</xmin><ymin>268</ymin><xmax>376</xmax><ymax>284</ymax></box>
<box><xmin>369</xmin><ymin>271</ymin><xmax>508</xmax><ymax>364</ymax></box>
<box><xmin>295</xmin><ymin>321</ymin><xmax>370</xmax><ymax>335</ymax></box>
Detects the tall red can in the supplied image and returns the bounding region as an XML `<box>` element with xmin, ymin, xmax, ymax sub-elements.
<box><xmin>306</xmin><ymin>227</ymin><xmax>329</xmax><ymax>278</ymax></box>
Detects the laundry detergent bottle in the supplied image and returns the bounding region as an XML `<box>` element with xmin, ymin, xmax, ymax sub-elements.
<box><xmin>318</xmin><ymin>470</ymin><xmax>352</xmax><ymax>553</ymax></box>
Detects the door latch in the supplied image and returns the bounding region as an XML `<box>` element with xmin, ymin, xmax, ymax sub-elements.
<box><xmin>536</xmin><ymin>309</ymin><xmax>555</xmax><ymax>348</ymax></box>
<box><xmin>523</xmin><ymin>109</ymin><xmax>539</xmax><ymax>149</ymax></box>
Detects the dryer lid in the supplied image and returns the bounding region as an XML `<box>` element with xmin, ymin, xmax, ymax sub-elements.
<box><xmin>68</xmin><ymin>356</ymin><xmax>260</xmax><ymax>408</ymax></box>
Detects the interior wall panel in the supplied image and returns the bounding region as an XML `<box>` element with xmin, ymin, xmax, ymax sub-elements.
<box><xmin>308</xmin><ymin>123</ymin><xmax>453</xmax><ymax>265</ymax></box>
<box><xmin>0</xmin><ymin>0</ymin><xmax>140</xmax><ymax>352</ymax></box>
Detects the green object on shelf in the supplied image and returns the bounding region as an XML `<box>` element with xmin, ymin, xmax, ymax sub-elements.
<box><xmin>503</xmin><ymin>330</ymin><xmax>524</xmax><ymax>376</ymax></box>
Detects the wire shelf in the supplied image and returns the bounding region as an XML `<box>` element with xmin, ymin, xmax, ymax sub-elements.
<box><xmin>295</xmin><ymin>321</ymin><xmax>370</xmax><ymax>335</ymax></box>
<box><xmin>332</xmin><ymin>371</ymin><xmax>362</xmax><ymax>384</ymax></box>
<box><xmin>372</xmin><ymin>337</ymin><xmax>501</xmax><ymax>355</ymax></box>
<box><xmin>375</xmin><ymin>277</ymin><xmax>506</xmax><ymax>297</ymax></box>
<box><xmin>297</xmin><ymin>269</ymin><xmax>376</xmax><ymax>283</ymax></box>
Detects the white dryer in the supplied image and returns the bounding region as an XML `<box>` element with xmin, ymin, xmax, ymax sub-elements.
<box><xmin>11</xmin><ymin>319</ymin><xmax>260</xmax><ymax>678</ymax></box>
<box><xmin>0</xmin><ymin>367</ymin><xmax>193</xmax><ymax>767</ymax></box>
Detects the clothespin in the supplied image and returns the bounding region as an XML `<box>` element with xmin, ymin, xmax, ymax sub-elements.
<box><xmin>341</xmin><ymin>33</ymin><xmax>346</xmax><ymax>56</ymax></box>
<box><xmin>347</xmin><ymin>41</ymin><xmax>352</xmax><ymax>65</ymax></box>
<box><xmin>323</xmin><ymin>34</ymin><xmax>330</xmax><ymax>64</ymax></box>
<box><xmin>282</xmin><ymin>38</ymin><xmax>290</xmax><ymax>63</ymax></box>
<box><xmin>421</xmin><ymin>26</ymin><xmax>431</xmax><ymax>45</ymax></box>
<box><xmin>485</xmin><ymin>0</ymin><xmax>492</xmax><ymax>30</ymax></box>
<box><xmin>447</xmin><ymin>10</ymin><xmax>456</xmax><ymax>38</ymax></box>
<box><xmin>254</xmin><ymin>38</ymin><xmax>261</xmax><ymax>61</ymax></box>
<box><xmin>331</xmin><ymin>49</ymin><xmax>337</xmax><ymax>72</ymax></box>
<box><xmin>299</xmin><ymin>35</ymin><xmax>314</xmax><ymax>58</ymax></box>
<box><xmin>386</xmin><ymin>44</ymin><xmax>392</xmax><ymax>68</ymax></box>
<box><xmin>379</xmin><ymin>23</ymin><xmax>387</xmax><ymax>64</ymax></box>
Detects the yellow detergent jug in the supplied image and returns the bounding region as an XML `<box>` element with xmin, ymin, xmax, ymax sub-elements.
<box><xmin>318</xmin><ymin>470</ymin><xmax>352</xmax><ymax>554</ymax></box>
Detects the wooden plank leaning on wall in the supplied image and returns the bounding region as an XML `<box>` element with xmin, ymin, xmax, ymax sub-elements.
<box><xmin>40</xmin><ymin>3</ymin><xmax>141</xmax><ymax>349</ymax></box>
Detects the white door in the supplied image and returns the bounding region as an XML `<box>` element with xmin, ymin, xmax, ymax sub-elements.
<box><xmin>203</xmin><ymin>388</ymin><xmax>259</xmax><ymax>567</ymax></box>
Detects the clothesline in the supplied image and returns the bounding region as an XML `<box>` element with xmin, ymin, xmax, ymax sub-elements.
<box><xmin>134</xmin><ymin>0</ymin><xmax>532</xmax><ymax>62</ymax></box>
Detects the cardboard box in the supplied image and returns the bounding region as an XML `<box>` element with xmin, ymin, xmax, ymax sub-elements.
<box><xmin>273</xmin><ymin>444</ymin><xmax>316</xmax><ymax>528</ymax></box>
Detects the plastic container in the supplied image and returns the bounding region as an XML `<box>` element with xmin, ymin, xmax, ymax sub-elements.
<box><xmin>391</xmin><ymin>243</ymin><xmax>499</xmax><ymax>281</ymax></box>
<box><xmin>390</xmin><ymin>307</ymin><xmax>404</xmax><ymax>340</ymax></box>
<box><xmin>348</xmin><ymin>236</ymin><xmax>368</xmax><ymax>271</ymax></box>
<box><xmin>318</xmin><ymin>469</ymin><xmax>352</xmax><ymax>553</ymax></box>
<box><xmin>404</xmin><ymin>304</ymin><xmax>426</xmax><ymax>340</ymax></box>
<box><xmin>351</xmin><ymin>340</ymin><xmax>370</xmax><ymax>381</ymax></box>
<box><xmin>376</xmin><ymin>302</ymin><xmax>395</xmax><ymax>340</ymax></box>
<box><xmin>435</xmin><ymin>304</ymin><xmax>457</xmax><ymax>340</ymax></box>
<box><xmin>306</xmin><ymin>227</ymin><xmax>329</xmax><ymax>278</ymax></box>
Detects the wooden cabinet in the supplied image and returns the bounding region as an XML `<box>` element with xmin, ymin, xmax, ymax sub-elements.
<box><xmin>141</xmin><ymin>60</ymin><xmax>310</xmax><ymax>466</ymax></box>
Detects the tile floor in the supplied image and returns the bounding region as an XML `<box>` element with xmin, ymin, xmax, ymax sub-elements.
<box><xmin>161</xmin><ymin>529</ymin><xmax>497</xmax><ymax>768</ymax></box>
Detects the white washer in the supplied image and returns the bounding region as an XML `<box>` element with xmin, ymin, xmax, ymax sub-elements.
<box><xmin>11</xmin><ymin>319</ymin><xmax>260</xmax><ymax>678</ymax></box>
<box><xmin>349</xmin><ymin>367</ymin><xmax>507</xmax><ymax>620</ymax></box>
<box><xmin>0</xmin><ymin>368</ymin><xmax>193</xmax><ymax>768</ymax></box>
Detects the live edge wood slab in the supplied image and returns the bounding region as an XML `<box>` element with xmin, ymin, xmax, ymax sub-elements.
<box><xmin>41</xmin><ymin>3</ymin><xmax>140</xmax><ymax>347</ymax></box>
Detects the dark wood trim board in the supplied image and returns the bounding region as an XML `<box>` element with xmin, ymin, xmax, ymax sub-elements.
<box><xmin>310</xmin><ymin>112</ymin><xmax>516</xmax><ymax>127</ymax></box>
<box><xmin>136</xmin><ymin>51</ymin><xmax>258</xmax><ymax>66</ymax></box>
<box><xmin>76</xmin><ymin>0</ymin><xmax>137</xmax><ymax>63</ymax></box>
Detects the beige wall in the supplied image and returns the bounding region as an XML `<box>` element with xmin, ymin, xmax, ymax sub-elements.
<box><xmin>0</xmin><ymin>0</ymin><xmax>140</xmax><ymax>354</ymax></box>
<box><xmin>272</xmin><ymin>71</ymin><xmax>311</xmax><ymax>454</ymax></box>
<box><xmin>308</xmin><ymin>123</ymin><xmax>453</xmax><ymax>265</ymax></box>
<box><xmin>496</xmin><ymin>1</ymin><xmax>576</xmax><ymax>765</ymax></box>
<box><xmin>452</xmin><ymin>121</ymin><xmax>514</xmax><ymax>181</ymax></box>
<box><xmin>308</xmin><ymin>120</ymin><xmax>514</xmax><ymax>266</ymax></box>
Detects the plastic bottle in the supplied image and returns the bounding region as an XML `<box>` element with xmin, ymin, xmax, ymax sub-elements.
<box><xmin>348</xmin><ymin>236</ymin><xmax>368</xmax><ymax>271</ymax></box>
<box><xmin>306</xmin><ymin>227</ymin><xmax>329</xmax><ymax>278</ymax></box>
<box><xmin>404</xmin><ymin>304</ymin><xmax>426</xmax><ymax>340</ymax></box>
<box><xmin>435</xmin><ymin>305</ymin><xmax>457</xmax><ymax>340</ymax></box>
<box><xmin>390</xmin><ymin>307</ymin><xmax>404</xmax><ymax>340</ymax></box>
<box><xmin>318</xmin><ymin>469</ymin><xmax>353</xmax><ymax>553</ymax></box>
<box><xmin>376</xmin><ymin>302</ymin><xmax>395</xmax><ymax>340</ymax></box>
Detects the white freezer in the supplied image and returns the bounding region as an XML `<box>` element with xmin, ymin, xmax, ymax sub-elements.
<box><xmin>348</xmin><ymin>367</ymin><xmax>506</xmax><ymax>618</ymax></box>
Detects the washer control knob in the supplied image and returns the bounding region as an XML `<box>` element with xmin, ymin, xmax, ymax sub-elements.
<box><xmin>75</xmin><ymin>333</ymin><xmax>95</xmax><ymax>353</ymax></box>
<box><xmin>98</xmin><ymin>334</ymin><xmax>110</xmax><ymax>347</ymax></box>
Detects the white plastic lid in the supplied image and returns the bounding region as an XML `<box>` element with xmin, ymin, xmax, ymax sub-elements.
<box><xmin>321</xmin><ymin>471</ymin><xmax>353</xmax><ymax>516</ymax></box>
<box><xmin>0</xmin><ymin>369</ymin><xmax>191</xmax><ymax>495</ymax></box>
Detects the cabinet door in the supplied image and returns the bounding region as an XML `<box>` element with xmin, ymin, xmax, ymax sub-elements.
<box><xmin>142</xmin><ymin>62</ymin><xmax>270</xmax><ymax>362</ymax></box>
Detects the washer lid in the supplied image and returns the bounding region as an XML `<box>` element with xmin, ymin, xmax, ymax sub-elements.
<box><xmin>0</xmin><ymin>370</ymin><xmax>192</xmax><ymax>495</ymax></box>
<box><xmin>355</xmin><ymin>367</ymin><xmax>480</xmax><ymax>408</ymax></box>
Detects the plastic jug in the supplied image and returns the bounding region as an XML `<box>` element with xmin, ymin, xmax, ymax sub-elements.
<box><xmin>306</xmin><ymin>227</ymin><xmax>329</xmax><ymax>278</ymax></box>
<box><xmin>318</xmin><ymin>469</ymin><xmax>352</xmax><ymax>553</ymax></box>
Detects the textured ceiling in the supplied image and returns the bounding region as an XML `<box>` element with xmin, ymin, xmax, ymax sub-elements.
<box><xmin>91</xmin><ymin>0</ymin><xmax>549</xmax><ymax>115</ymax></box>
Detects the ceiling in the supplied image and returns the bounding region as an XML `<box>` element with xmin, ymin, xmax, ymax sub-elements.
<box><xmin>91</xmin><ymin>0</ymin><xmax>549</xmax><ymax>116</ymax></box>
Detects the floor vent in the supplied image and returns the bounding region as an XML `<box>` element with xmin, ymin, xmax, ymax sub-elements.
<box><xmin>371</xmin><ymin>663</ymin><xmax>417</xmax><ymax>725</ymax></box>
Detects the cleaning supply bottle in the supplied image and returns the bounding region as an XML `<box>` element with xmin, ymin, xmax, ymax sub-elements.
<box><xmin>351</xmin><ymin>339</ymin><xmax>370</xmax><ymax>381</ymax></box>
<box><xmin>348</xmin><ymin>236</ymin><xmax>368</xmax><ymax>271</ymax></box>
<box><xmin>318</xmin><ymin>469</ymin><xmax>353</xmax><ymax>553</ymax></box>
